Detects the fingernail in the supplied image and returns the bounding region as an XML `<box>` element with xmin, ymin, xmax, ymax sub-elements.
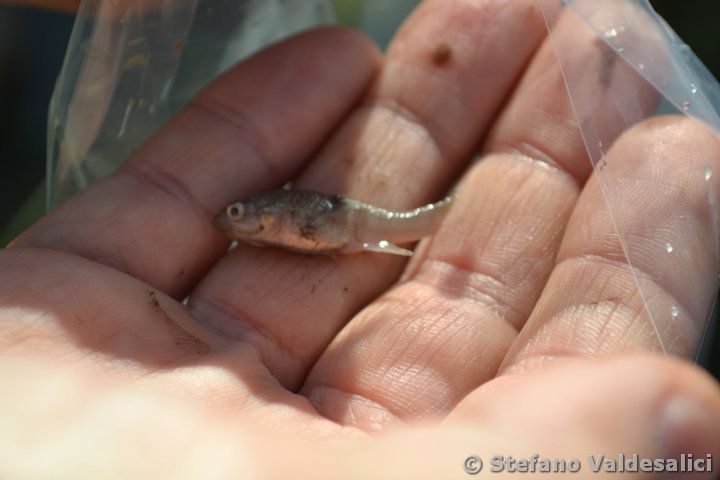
<box><xmin>660</xmin><ymin>396</ymin><xmax>720</xmax><ymax>478</ymax></box>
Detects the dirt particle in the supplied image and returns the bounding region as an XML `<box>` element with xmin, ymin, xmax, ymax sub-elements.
<box><xmin>148</xmin><ymin>289</ymin><xmax>160</xmax><ymax>309</ymax></box>
<box><xmin>147</xmin><ymin>289</ymin><xmax>210</xmax><ymax>355</ymax></box>
<box><xmin>174</xmin><ymin>39</ymin><xmax>185</xmax><ymax>50</ymax></box>
<box><xmin>430</xmin><ymin>43</ymin><xmax>452</xmax><ymax>66</ymax></box>
<box><xmin>128</xmin><ymin>36</ymin><xmax>145</xmax><ymax>47</ymax></box>
<box><xmin>342</xmin><ymin>286</ymin><xmax>349</xmax><ymax>293</ymax></box>
<box><xmin>123</xmin><ymin>54</ymin><xmax>147</xmax><ymax>71</ymax></box>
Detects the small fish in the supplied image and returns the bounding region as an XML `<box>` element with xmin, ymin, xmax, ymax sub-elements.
<box><xmin>213</xmin><ymin>189</ymin><xmax>455</xmax><ymax>256</ymax></box>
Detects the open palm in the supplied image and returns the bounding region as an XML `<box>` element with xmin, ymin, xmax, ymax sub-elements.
<box><xmin>2</xmin><ymin>1</ymin><xmax>719</xmax><ymax>477</ymax></box>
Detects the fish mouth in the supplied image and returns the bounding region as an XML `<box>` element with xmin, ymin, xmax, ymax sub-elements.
<box><xmin>211</xmin><ymin>213</ymin><xmax>231</xmax><ymax>235</ymax></box>
<box><xmin>211</xmin><ymin>213</ymin><xmax>264</xmax><ymax>238</ymax></box>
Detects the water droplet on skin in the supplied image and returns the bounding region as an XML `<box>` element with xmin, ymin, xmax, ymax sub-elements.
<box><xmin>704</xmin><ymin>164</ymin><xmax>713</xmax><ymax>181</ymax></box>
<box><xmin>638</xmin><ymin>63</ymin><xmax>645</xmax><ymax>70</ymax></box>
<box><xmin>617</xmin><ymin>46</ymin><xmax>625</xmax><ymax>52</ymax></box>
<box><xmin>604</xmin><ymin>28</ymin><xmax>618</xmax><ymax>39</ymax></box>
<box><xmin>598</xmin><ymin>160</ymin><xmax>607</xmax><ymax>172</ymax></box>
<box><xmin>670</xmin><ymin>305</ymin><xmax>679</xmax><ymax>318</ymax></box>
<box><xmin>690</xmin><ymin>83</ymin><xmax>698</xmax><ymax>94</ymax></box>
<box><xmin>665</xmin><ymin>243</ymin><xmax>674</xmax><ymax>253</ymax></box>
<box><xmin>682</xmin><ymin>100</ymin><xmax>691</xmax><ymax>110</ymax></box>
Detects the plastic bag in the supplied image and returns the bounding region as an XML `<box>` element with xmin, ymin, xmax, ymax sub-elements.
<box><xmin>539</xmin><ymin>0</ymin><xmax>720</xmax><ymax>359</ymax></box>
<box><xmin>47</xmin><ymin>0</ymin><xmax>420</xmax><ymax>206</ymax></box>
<box><xmin>47</xmin><ymin>0</ymin><xmax>337</xmax><ymax>205</ymax></box>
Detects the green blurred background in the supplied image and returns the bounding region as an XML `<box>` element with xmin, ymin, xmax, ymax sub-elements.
<box><xmin>0</xmin><ymin>0</ymin><xmax>718</xmax><ymax>378</ymax></box>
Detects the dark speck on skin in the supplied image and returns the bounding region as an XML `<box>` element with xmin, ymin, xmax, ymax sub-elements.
<box><xmin>148</xmin><ymin>289</ymin><xmax>160</xmax><ymax>309</ymax></box>
<box><xmin>146</xmin><ymin>289</ymin><xmax>211</xmax><ymax>355</ymax></box>
<box><xmin>343</xmin><ymin>286</ymin><xmax>349</xmax><ymax>293</ymax></box>
<box><xmin>431</xmin><ymin>43</ymin><xmax>452</xmax><ymax>66</ymax></box>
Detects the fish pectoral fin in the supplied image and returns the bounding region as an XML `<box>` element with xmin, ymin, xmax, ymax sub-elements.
<box><xmin>243</xmin><ymin>240</ymin><xmax>267</xmax><ymax>248</ymax></box>
<box><xmin>361</xmin><ymin>240</ymin><xmax>414</xmax><ymax>256</ymax></box>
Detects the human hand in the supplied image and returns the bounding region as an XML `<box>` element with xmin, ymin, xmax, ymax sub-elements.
<box><xmin>2</xmin><ymin>0</ymin><xmax>720</xmax><ymax>477</ymax></box>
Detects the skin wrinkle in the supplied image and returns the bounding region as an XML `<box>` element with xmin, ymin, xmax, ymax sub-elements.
<box><xmin>305</xmin><ymin>308</ymin><xmax>429</xmax><ymax>420</ymax></box>
<box><xmin>497</xmin><ymin>170</ymin><xmax>573</xmax><ymax>279</ymax></box>
<box><xmin>373</xmin><ymin>308</ymin><xmax>430</xmax><ymax>380</ymax></box>
<box><xmin>491</xmin><ymin>133</ymin><xmax>584</xmax><ymax>181</ymax></box>
<box><xmin>185</xmin><ymin>100</ymin><xmax>285</xmax><ymax>185</ymax></box>
<box><xmin>190</xmin><ymin>296</ymin><xmax>304</xmax><ymax>390</ymax></box>
<box><xmin>467</xmin><ymin>164</ymin><xmax>541</xmax><ymax>259</ymax></box>
<box><xmin>581</xmin><ymin>304</ymin><xmax>648</xmax><ymax>354</ymax></box>
<box><xmin>405</xmin><ymin>311</ymin><xmax>476</xmax><ymax>405</ymax></box>
<box><xmin>390</xmin><ymin>305</ymin><xmax>460</xmax><ymax>381</ymax></box>
<box><xmin>326</xmin><ymin>290</ymin><xmax>507</xmax><ymax>419</ymax></box>
<box><xmin>582</xmin><ymin>302</ymin><xmax>623</xmax><ymax>354</ymax></box>
<box><xmin>412</xmin><ymin>259</ymin><xmax>523</xmax><ymax>331</ymax></box>
<box><xmin>121</xmin><ymin>155</ymin><xmax>216</xmax><ymax>221</ymax></box>
<box><xmin>520</xmin><ymin>252</ymin><xmax>694</xmax><ymax>360</ymax></box>
<box><xmin>425</xmin><ymin>162</ymin><xmax>576</xmax><ymax>321</ymax></box>
<box><xmin>367</xmin><ymin>99</ymin><xmax>446</xmax><ymax>163</ymax></box>
<box><xmin>558</xmin><ymin>251</ymin><xmax>695</xmax><ymax>344</ymax></box>
<box><xmin>306</xmin><ymin>384</ymin><xmax>402</xmax><ymax>432</ymax></box>
<box><xmin>384</xmin><ymin>363</ymin><xmax>451</xmax><ymax>418</ymax></box>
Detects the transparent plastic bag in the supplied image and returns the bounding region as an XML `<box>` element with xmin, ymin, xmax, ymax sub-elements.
<box><xmin>47</xmin><ymin>0</ymin><xmax>422</xmax><ymax>206</ymax></box>
<box><xmin>539</xmin><ymin>0</ymin><xmax>720</xmax><ymax>359</ymax></box>
<box><xmin>47</xmin><ymin>0</ymin><xmax>338</xmax><ymax>205</ymax></box>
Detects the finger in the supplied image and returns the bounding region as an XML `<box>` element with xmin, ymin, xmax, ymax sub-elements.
<box><xmin>300</xmin><ymin>3</ymin><xmax>658</xmax><ymax>429</ymax></box>
<box><xmin>11</xmin><ymin>27</ymin><xmax>380</xmax><ymax>297</ymax></box>
<box><xmin>440</xmin><ymin>356</ymin><xmax>719</xmax><ymax>480</ymax></box>
<box><xmin>189</xmin><ymin>0</ymin><xmax>553</xmax><ymax>391</ymax></box>
<box><xmin>501</xmin><ymin>116</ymin><xmax>720</xmax><ymax>374</ymax></box>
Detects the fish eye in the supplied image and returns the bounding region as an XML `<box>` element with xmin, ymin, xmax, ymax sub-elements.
<box><xmin>227</xmin><ymin>203</ymin><xmax>244</xmax><ymax>219</ymax></box>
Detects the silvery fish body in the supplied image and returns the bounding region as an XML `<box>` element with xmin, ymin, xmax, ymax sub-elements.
<box><xmin>212</xmin><ymin>189</ymin><xmax>455</xmax><ymax>256</ymax></box>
